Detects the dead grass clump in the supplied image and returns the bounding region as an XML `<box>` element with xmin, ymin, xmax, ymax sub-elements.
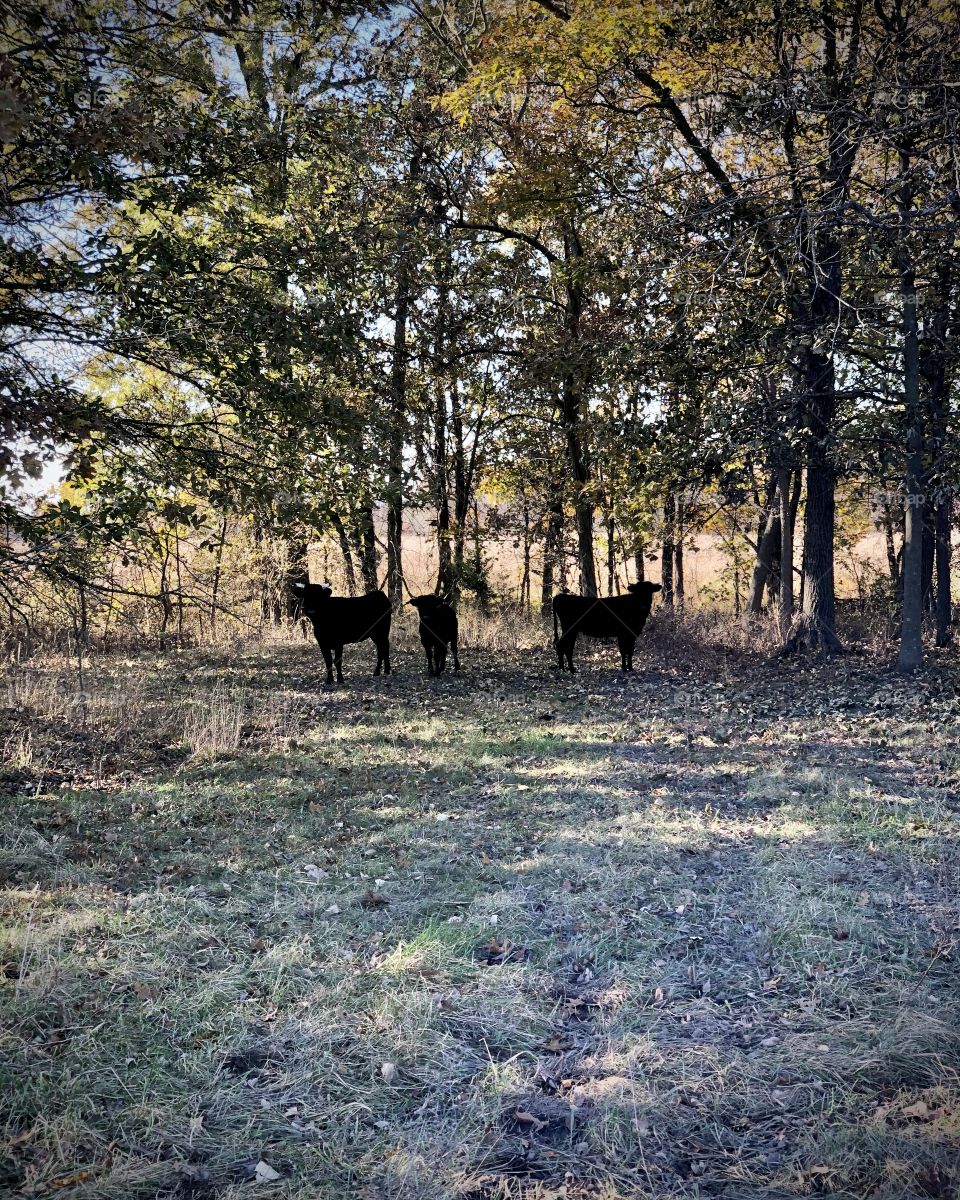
<box><xmin>182</xmin><ymin>684</ymin><xmax>244</xmax><ymax>760</ymax></box>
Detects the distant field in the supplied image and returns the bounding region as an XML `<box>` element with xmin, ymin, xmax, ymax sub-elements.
<box><xmin>312</xmin><ymin>512</ymin><xmax>897</xmax><ymax>604</ymax></box>
<box><xmin>3</xmin><ymin>627</ymin><xmax>959</xmax><ymax>1198</ymax></box>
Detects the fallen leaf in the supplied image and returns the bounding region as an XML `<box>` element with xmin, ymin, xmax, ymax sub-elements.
<box><xmin>480</xmin><ymin>938</ymin><xmax>530</xmax><ymax>966</ymax></box>
<box><xmin>381</xmin><ymin>1062</ymin><xmax>397</xmax><ymax>1083</ymax></box>
<box><xmin>543</xmin><ymin>1035</ymin><xmax>573</xmax><ymax>1053</ymax></box>
<box><xmin>254</xmin><ymin>1160</ymin><xmax>281</xmax><ymax>1183</ymax></box>
<box><xmin>515</xmin><ymin>1110</ymin><xmax>546</xmax><ymax>1132</ymax></box>
<box><xmin>361</xmin><ymin>890</ymin><xmax>389</xmax><ymax>910</ymax></box>
<box><xmin>303</xmin><ymin>863</ymin><xmax>328</xmax><ymax>881</ymax></box>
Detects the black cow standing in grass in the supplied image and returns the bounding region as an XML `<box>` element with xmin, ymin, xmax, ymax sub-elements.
<box><xmin>408</xmin><ymin>594</ymin><xmax>460</xmax><ymax>676</ymax></box>
<box><xmin>292</xmin><ymin>582</ymin><xmax>391</xmax><ymax>684</ymax></box>
<box><xmin>552</xmin><ymin>581</ymin><xmax>662</xmax><ymax>672</ymax></box>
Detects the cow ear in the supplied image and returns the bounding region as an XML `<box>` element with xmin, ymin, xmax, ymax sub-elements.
<box><xmin>292</xmin><ymin>582</ymin><xmax>306</xmax><ymax>592</ymax></box>
<box><xmin>650</xmin><ymin>583</ymin><xmax>662</xmax><ymax>592</ymax></box>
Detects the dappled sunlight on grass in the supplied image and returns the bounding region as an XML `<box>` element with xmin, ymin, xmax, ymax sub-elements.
<box><xmin>2</xmin><ymin>644</ymin><xmax>959</xmax><ymax>1197</ymax></box>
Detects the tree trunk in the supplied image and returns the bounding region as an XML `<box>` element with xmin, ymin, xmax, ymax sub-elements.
<box><xmin>450</xmin><ymin>377</ymin><xmax>470</xmax><ymax>590</ymax></box>
<box><xmin>778</xmin><ymin>469</ymin><xmax>794</xmax><ymax>636</ymax></box>
<box><xmin>433</xmin><ymin>267</ymin><xmax>453</xmax><ymax>596</ymax></box>
<box><xmin>662</xmin><ymin>489</ymin><xmax>676</xmax><ymax>604</ymax></box>
<box><xmin>897</xmin><ymin>258</ymin><xmax>924</xmax><ymax>672</ymax></box>
<box><xmin>521</xmin><ymin>496</ymin><xmax>532</xmax><ymax>610</ymax></box>
<box><xmin>935</xmin><ymin>503</ymin><xmax>952</xmax><ymax>646</ymax></box>
<box><xmin>799</xmin><ymin>350</ymin><xmax>842</xmax><ymax>655</ymax></box>
<box><xmin>331</xmin><ymin>513</ymin><xmax>358</xmax><ymax>596</ymax></box>
<box><xmin>606</xmin><ymin>513</ymin><xmax>617</xmax><ymax>595</ymax></box>
<box><xmin>561</xmin><ymin>230</ymin><xmax>598</xmax><ymax>597</ymax></box>
<box><xmin>355</xmin><ymin>504</ymin><xmax>378</xmax><ymax>592</ymax></box>
<box><xmin>748</xmin><ymin>474</ymin><xmax>780</xmax><ymax>614</ymax></box>
<box><xmin>386</xmin><ymin>151</ymin><xmax>420</xmax><ymax>609</ymax></box>
<box><xmin>923</xmin><ymin>261</ymin><xmax>953</xmax><ymax>646</ymax></box>
<box><xmin>921</xmin><ymin>505</ymin><xmax>935</xmax><ymax>611</ymax></box>
<box><xmin>661</xmin><ymin>492</ymin><xmax>675</xmax><ymax>606</ymax></box>
<box><xmin>210</xmin><ymin>516</ymin><xmax>228</xmax><ymax>633</ymax></box>
<box><xmin>541</xmin><ymin>483</ymin><xmax>564</xmax><ymax>614</ymax></box>
<box><xmin>881</xmin><ymin>500</ymin><xmax>901</xmax><ymax>595</ymax></box>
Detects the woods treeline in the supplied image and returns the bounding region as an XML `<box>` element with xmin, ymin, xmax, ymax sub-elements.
<box><xmin>2</xmin><ymin>0</ymin><xmax>958</xmax><ymax>669</ymax></box>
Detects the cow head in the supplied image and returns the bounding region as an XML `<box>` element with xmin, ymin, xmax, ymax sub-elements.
<box><xmin>292</xmin><ymin>580</ymin><xmax>333</xmax><ymax>617</ymax></box>
<box><xmin>408</xmin><ymin>593</ymin><xmax>447</xmax><ymax>613</ymax></box>
<box><xmin>627</xmin><ymin>582</ymin><xmax>662</xmax><ymax>598</ymax></box>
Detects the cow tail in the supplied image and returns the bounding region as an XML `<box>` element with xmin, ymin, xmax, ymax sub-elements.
<box><xmin>553</xmin><ymin>602</ymin><xmax>559</xmax><ymax>648</ymax></box>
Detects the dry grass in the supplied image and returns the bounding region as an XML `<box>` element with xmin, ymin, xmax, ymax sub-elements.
<box><xmin>2</xmin><ymin>624</ymin><xmax>959</xmax><ymax>1199</ymax></box>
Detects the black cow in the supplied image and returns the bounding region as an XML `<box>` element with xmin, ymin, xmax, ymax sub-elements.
<box><xmin>408</xmin><ymin>594</ymin><xmax>460</xmax><ymax>676</ymax></box>
<box><xmin>292</xmin><ymin>582</ymin><xmax>391</xmax><ymax>684</ymax></box>
<box><xmin>552</xmin><ymin>582</ymin><xmax>662</xmax><ymax>672</ymax></box>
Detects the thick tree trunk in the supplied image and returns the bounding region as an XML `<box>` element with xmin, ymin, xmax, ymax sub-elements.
<box><xmin>799</xmin><ymin>350</ymin><xmax>842</xmax><ymax>654</ymax></box>
<box><xmin>634</xmin><ymin>543</ymin><xmax>645</xmax><ymax>584</ymax></box>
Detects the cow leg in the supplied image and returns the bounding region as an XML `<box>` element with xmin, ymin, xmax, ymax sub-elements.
<box><xmin>559</xmin><ymin>632</ymin><xmax>576</xmax><ymax>673</ymax></box>
<box><xmin>373</xmin><ymin>638</ymin><xmax>384</xmax><ymax>676</ymax></box>
<box><xmin>320</xmin><ymin>646</ymin><xmax>334</xmax><ymax>685</ymax></box>
<box><xmin>333</xmin><ymin>644</ymin><xmax>345</xmax><ymax>683</ymax></box>
<box><xmin>436</xmin><ymin>645</ymin><xmax>446</xmax><ymax>675</ymax></box>
<box><xmin>452</xmin><ymin>638</ymin><xmax>461</xmax><ymax>671</ymax></box>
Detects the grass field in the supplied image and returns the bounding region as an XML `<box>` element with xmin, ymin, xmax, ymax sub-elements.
<box><xmin>2</xmin><ymin>618</ymin><xmax>960</xmax><ymax>1199</ymax></box>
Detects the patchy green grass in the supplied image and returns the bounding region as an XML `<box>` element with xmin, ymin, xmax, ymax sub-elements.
<box><xmin>2</xmin><ymin>629</ymin><xmax>959</xmax><ymax>1199</ymax></box>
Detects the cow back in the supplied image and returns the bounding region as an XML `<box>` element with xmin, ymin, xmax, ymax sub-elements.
<box><xmin>554</xmin><ymin>592</ymin><xmax>653</xmax><ymax>639</ymax></box>
<box><xmin>309</xmin><ymin>590</ymin><xmax>391</xmax><ymax>645</ymax></box>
